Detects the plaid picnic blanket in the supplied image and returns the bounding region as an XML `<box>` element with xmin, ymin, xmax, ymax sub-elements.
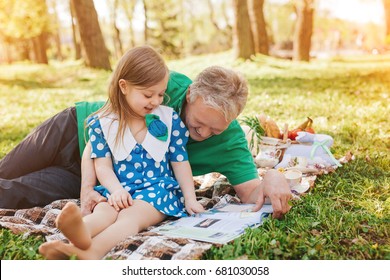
<box><xmin>0</xmin><ymin>175</ymin><xmax>241</xmax><ymax>260</ymax></box>
<box><xmin>0</xmin><ymin>169</ymin><xmax>326</xmax><ymax>260</ymax></box>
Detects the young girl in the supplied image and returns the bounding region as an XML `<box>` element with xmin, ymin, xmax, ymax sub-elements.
<box><xmin>39</xmin><ymin>46</ymin><xmax>204</xmax><ymax>260</ymax></box>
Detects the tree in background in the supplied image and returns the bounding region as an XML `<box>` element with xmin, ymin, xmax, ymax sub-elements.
<box><xmin>109</xmin><ymin>0</ymin><xmax>124</xmax><ymax>60</ymax></box>
<box><xmin>120</xmin><ymin>0</ymin><xmax>137</xmax><ymax>48</ymax></box>
<box><xmin>70</xmin><ymin>0</ymin><xmax>111</xmax><ymax>70</ymax></box>
<box><xmin>145</xmin><ymin>0</ymin><xmax>184</xmax><ymax>59</ymax></box>
<box><xmin>47</xmin><ymin>0</ymin><xmax>63</xmax><ymax>61</ymax></box>
<box><xmin>0</xmin><ymin>0</ymin><xmax>386</xmax><ymax>65</ymax></box>
<box><xmin>143</xmin><ymin>0</ymin><xmax>149</xmax><ymax>44</ymax></box>
<box><xmin>70</xmin><ymin>0</ymin><xmax>82</xmax><ymax>60</ymax></box>
<box><xmin>0</xmin><ymin>0</ymin><xmax>50</xmax><ymax>64</ymax></box>
<box><xmin>293</xmin><ymin>0</ymin><xmax>314</xmax><ymax>61</ymax></box>
<box><xmin>233</xmin><ymin>0</ymin><xmax>255</xmax><ymax>59</ymax></box>
<box><xmin>248</xmin><ymin>0</ymin><xmax>269</xmax><ymax>55</ymax></box>
<box><xmin>384</xmin><ymin>0</ymin><xmax>390</xmax><ymax>46</ymax></box>
<box><xmin>264</xmin><ymin>1</ymin><xmax>295</xmax><ymax>51</ymax></box>
<box><xmin>206</xmin><ymin>0</ymin><xmax>233</xmax><ymax>52</ymax></box>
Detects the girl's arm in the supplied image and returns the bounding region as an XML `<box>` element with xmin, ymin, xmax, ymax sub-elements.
<box><xmin>95</xmin><ymin>157</ymin><xmax>132</xmax><ymax>211</ymax></box>
<box><xmin>170</xmin><ymin>161</ymin><xmax>204</xmax><ymax>215</ymax></box>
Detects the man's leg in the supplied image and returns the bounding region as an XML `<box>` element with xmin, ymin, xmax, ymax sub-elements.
<box><xmin>0</xmin><ymin>166</ymin><xmax>81</xmax><ymax>209</ymax></box>
<box><xmin>0</xmin><ymin>107</ymin><xmax>81</xmax><ymax>179</ymax></box>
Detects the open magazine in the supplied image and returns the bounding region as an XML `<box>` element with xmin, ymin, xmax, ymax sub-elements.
<box><xmin>152</xmin><ymin>201</ymin><xmax>273</xmax><ymax>244</ymax></box>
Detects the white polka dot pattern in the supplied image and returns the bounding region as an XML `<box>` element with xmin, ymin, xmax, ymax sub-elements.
<box><xmin>87</xmin><ymin>111</ymin><xmax>190</xmax><ymax>218</ymax></box>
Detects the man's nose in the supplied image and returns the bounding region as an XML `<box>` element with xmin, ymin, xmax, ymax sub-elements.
<box><xmin>198</xmin><ymin>127</ymin><xmax>212</xmax><ymax>138</ymax></box>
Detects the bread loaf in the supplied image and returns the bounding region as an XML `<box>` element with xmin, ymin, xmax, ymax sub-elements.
<box><xmin>257</xmin><ymin>114</ymin><xmax>267</xmax><ymax>130</ymax></box>
<box><xmin>264</xmin><ymin>116</ymin><xmax>282</xmax><ymax>139</ymax></box>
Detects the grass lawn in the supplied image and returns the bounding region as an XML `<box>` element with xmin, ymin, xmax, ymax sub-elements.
<box><xmin>0</xmin><ymin>51</ymin><xmax>389</xmax><ymax>260</ymax></box>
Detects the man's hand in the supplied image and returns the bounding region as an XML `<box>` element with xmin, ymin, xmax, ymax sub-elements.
<box><xmin>80</xmin><ymin>189</ymin><xmax>107</xmax><ymax>216</ymax></box>
<box><xmin>234</xmin><ymin>170</ymin><xmax>292</xmax><ymax>219</ymax></box>
<box><xmin>252</xmin><ymin>169</ymin><xmax>291</xmax><ymax>219</ymax></box>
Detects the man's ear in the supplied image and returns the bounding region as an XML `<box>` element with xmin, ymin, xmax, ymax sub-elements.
<box><xmin>118</xmin><ymin>79</ymin><xmax>127</xmax><ymax>94</ymax></box>
<box><xmin>185</xmin><ymin>87</ymin><xmax>191</xmax><ymax>102</ymax></box>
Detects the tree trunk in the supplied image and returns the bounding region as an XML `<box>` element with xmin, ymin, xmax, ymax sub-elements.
<box><xmin>19</xmin><ymin>40</ymin><xmax>30</xmax><ymax>61</ymax></box>
<box><xmin>32</xmin><ymin>33</ymin><xmax>48</xmax><ymax>64</ymax></box>
<box><xmin>247</xmin><ymin>0</ymin><xmax>268</xmax><ymax>55</ymax></box>
<box><xmin>233</xmin><ymin>0</ymin><xmax>255</xmax><ymax>59</ymax></box>
<box><xmin>70</xmin><ymin>0</ymin><xmax>111</xmax><ymax>70</ymax></box>
<box><xmin>121</xmin><ymin>0</ymin><xmax>136</xmax><ymax>48</ymax></box>
<box><xmin>221</xmin><ymin>0</ymin><xmax>233</xmax><ymax>35</ymax></box>
<box><xmin>110</xmin><ymin>0</ymin><xmax>123</xmax><ymax>59</ymax></box>
<box><xmin>143</xmin><ymin>0</ymin><xmax>148</xmax><ymax>44</ymax></box>
<box><xmin>49</xmin><ymin>0</ymin><xmax>63</xmax><ymax>61</ymax></box>
<box><xmin>70</xmin><ymin>0</ymin><xmax>82</xmax><ymax>60</ymax></box>
<box><xmin>207</xmin><ymin>0</ymin><xmax>232</xmax><ymax>50</ymax></box>
<box><xmin>384</xmin><ymin>0</ymin><xmax>390</xmax><ymax>45</ymax></box>
<box><xmin>1</xmin><ymin>39</ymin><xmax>15</xmax><ymax>64</ymax></box>
<box><xmin>293</xmin><ymin>0</ymin><xmax>314</xmax><ymax>62</ymax></box>
<box><xmin>207</xmin><ymin>0</ymin><xmax>221</xmax><ymax>31</ymax></box>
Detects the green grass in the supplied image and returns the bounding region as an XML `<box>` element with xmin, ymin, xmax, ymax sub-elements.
<box><xmin>0</xmin><ymin>51</ymin><xmax>389</xmax><ymax>259</ymax></box>
<box><xmin>0</xmin><ymin>229</ymin><xmax>45</xmax><ymax>260</ymax></box>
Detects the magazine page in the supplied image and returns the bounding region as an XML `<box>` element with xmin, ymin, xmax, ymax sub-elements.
<box><xmin>152</xmin><ymin>203</ymin><xmax>273</xmax><ymax>244</ymax></box>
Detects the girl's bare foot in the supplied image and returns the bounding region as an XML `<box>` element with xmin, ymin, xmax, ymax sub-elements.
<box><xmin>56</xmin><ymin>202</ymin><xmax>91</xmax><ymax>249</ymax></box>
<box><xmin>39</xmin><ymin>240</ymin><xmax>99</xmax><ymax>260</ymax></box>
<box><xmin>39</xmin><ymin>241</ymin><xmax>71</xmax><ymax>260</ymax></box>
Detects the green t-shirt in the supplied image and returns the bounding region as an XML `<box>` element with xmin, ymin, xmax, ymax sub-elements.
<box><xmin>75</xmin><ymin>71</ymin><xmax>258</xmax><ymax>185</ymax></box>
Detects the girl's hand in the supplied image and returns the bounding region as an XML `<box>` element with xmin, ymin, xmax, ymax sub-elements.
<box><xmin>108</xmin><ymin>188</ymin><xmax>133</xmax><ymax>211</ymax></box>
<box><xmin>185</xmin><ymin>199</ymin><xmax>205</xmax><ymax>216</ymax></box>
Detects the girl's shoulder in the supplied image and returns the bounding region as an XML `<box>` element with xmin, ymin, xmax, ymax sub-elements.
<box><xmin>87</xmin><ymin>112</ymin><xmax>119</xmax><ymax>128</ymax></box>
<box><xmin>86</xmin><ymin>114</ymin><xmax>100</xmax><ymax>128</ymax></box>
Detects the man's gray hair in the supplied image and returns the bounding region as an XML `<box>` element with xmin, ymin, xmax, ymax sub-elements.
<box><xmin>189</xmin><ymin>66</ymin><xmax>248</xmax><ymax>122</ymax></box>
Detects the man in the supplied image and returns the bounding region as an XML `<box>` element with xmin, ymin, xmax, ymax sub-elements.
<box><xmin>0</xmin><ymin>66</ymin><xmax>291</xmax><ymax>218</ymax></box>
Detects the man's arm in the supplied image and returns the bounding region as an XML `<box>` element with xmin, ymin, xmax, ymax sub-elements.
<box><xmin>233</xmin><ymin>169</ymin><xmax>291</xmax><ymax>219</ymax></box>
<box><xmin>80</xmin><ymin>141</ymin><xmax>106</xmax><ymax>216</ymax></box>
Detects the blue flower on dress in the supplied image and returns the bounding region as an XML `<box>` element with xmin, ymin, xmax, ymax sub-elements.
<box><xmin>145</xmin><ymin>114</ymin><xmax>168</xmax><ymax>141</ymax></box>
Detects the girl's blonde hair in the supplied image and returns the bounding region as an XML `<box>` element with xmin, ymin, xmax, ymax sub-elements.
<box><xmin>93</xmin><ymin>46</ymin><xmax>169</xmax><ymax>144</ymax></box>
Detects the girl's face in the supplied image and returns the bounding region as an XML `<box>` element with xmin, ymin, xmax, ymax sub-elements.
<box><xmin>119</xmin><ymin>73</ymin><xmax>169</xmax><ymax>117</ymax></box>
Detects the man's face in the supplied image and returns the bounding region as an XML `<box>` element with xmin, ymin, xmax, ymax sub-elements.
<box><xmin>183</xmin><ymin>94</ymin><xmax>230</xmax><ymax>142</ymax></box>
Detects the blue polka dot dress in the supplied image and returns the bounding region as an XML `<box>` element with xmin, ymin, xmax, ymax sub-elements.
<box><xmin>87</xmin><ymin>106</ymin><xmax>190</xmax><ymax>218</ymax></box>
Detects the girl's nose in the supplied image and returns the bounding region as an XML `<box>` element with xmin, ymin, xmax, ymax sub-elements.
<box><xmin>150</xmin><ymin>97</ymin><xmax>159</xmax><ymax>106</ymax></box>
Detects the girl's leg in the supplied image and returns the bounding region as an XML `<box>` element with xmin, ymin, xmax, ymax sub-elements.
<box><xmin>55</xmin><ymin>201</ymin><xmax>117</xmax><ymax>249</ymax></box>
<box><xmin>39</xmin><ymin>200</ymin><xmax>165</xmax><ymax>259</ymax></box>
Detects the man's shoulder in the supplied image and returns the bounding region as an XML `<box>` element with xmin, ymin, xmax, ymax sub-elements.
<box><xmin>225</xmin><ymin>120</ymin><xmax>244</xmax><ymax>136</ymax></box>
<box><xmin>75</xmin><ymin>101</ymin><xmax>105</xmax><ymax>112</ymax></box>
<box><xmin>168</xmin><ymin>71</ymin><xmax>192</xmax><ymax>87</ymax></box>
<box><xmin>75</xmin><ymin>101</ymin><xmax>105</xmax><ymax>120</ymax></box>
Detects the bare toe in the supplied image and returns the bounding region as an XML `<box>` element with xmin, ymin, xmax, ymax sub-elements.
<box><xmin>39</xmin><ymin>241</ymin><xmax>71</xmax><ymax>260</ymax></box>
